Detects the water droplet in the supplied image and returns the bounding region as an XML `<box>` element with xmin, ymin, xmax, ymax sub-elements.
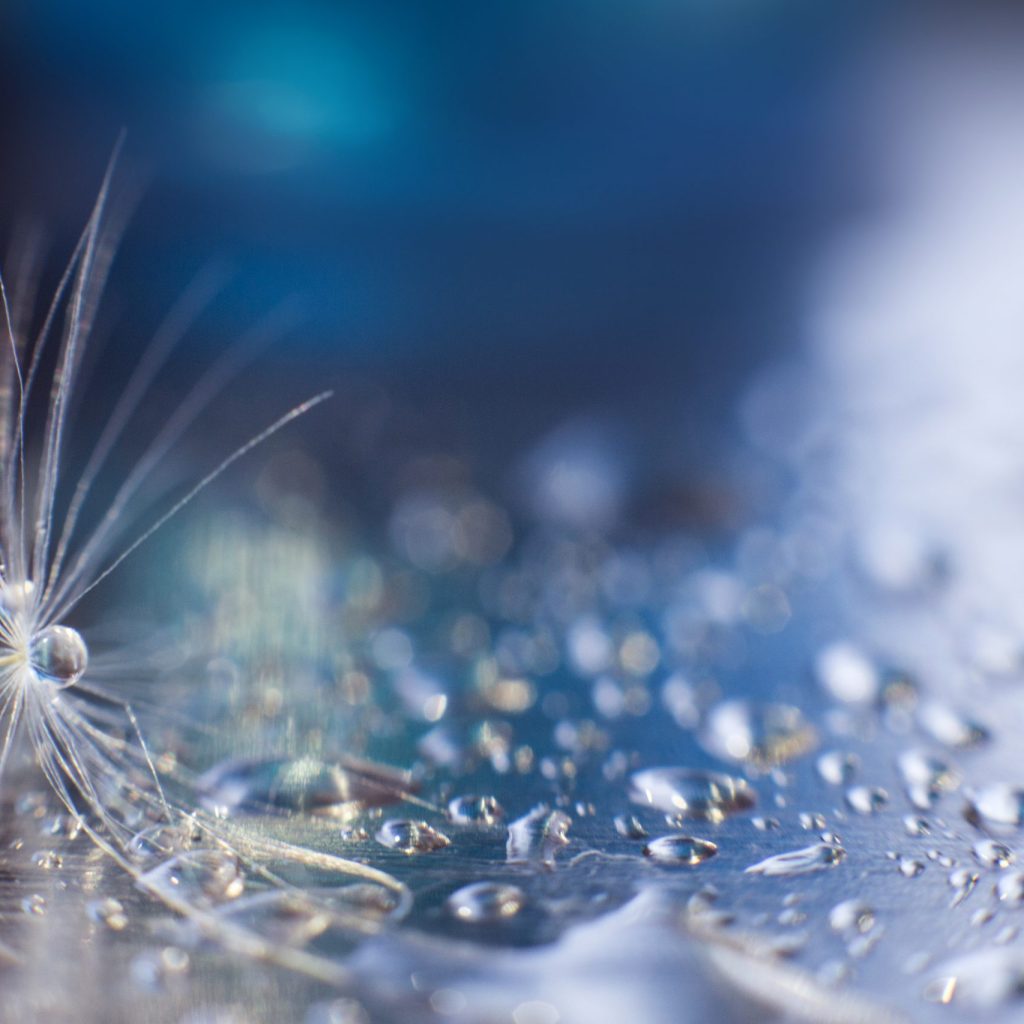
<box><xmin>896</xmin><ymin>749</ymin><xmax>960</xmax><ymax>809</ymax></box>
<box><xmin>752</xmin><ymin>816</ymin><xmax>781</xmax><ymax>831</ymax></box>
<box><xmin>918</xmin><ymin>702</ymin><xmax>989</xmax><ymax>749</ymax></box>
<box><xmin>199</xmin><ymin>756</ymin><xmax>412</xmax><ymax>818</ymax></box>
<box><xmin>643</xmin><ymin>834</ymin><xmax>718</xmax><ymax>866</ymax></box>
<box><xmin>30</xmin><ymin>624</ymin><xmax>87</xmax><ymax>686</ymax></box>
<box><xmin>447</xmin><ymin>795</ymin><xmax>504</xmax><ymax>826</ymax></box>
<box><xmin>799</xmin><ymin>812</ymin><xmax>827</xmax><ymax>831</ymax></box>
<box><xmin>815</xmin><ymin>642</ymin><xmax>879</xmax><ymax>704</ymax></box>
<box><xmin>139</xmin><ymin>850</ymin><xmax>245</xmax><ymax>906</ymax></box>
<box><xmin>506</xmin><ymin>806</ymin><xmax>571</xmax><ymax>867</ymax></box>
<box><xmin>898</xmin><ymin>856</ymin><xmax>925</xmax><ymax>878</ymax></box>
<box><xmin>445</xmin><ymin>881</ymin><xmax>526</xmax><ymax>922</ymax></box>
<box><xmin>949</xmin><ymin>869</ymin><xmax>979</xmax><ymax>907</ymax></box>
<box><xmin>816</xmin><ymin>751</ymin><xmax>859</xmax><ymax>786</ymax></box>
<box><xmin>745</xmin><ymin>843</ymin><xmax>845</xmax><ymax>877</ymax></box>
<box><xmin>996</xmin><ymin>872</ymin><xmax>1024</xmax><ymax>905</ymax></box>
<box><xmin>903</xmin><ymin>814</ymin><xmax>931</xmax><ymax>837</ymax></box>
<box><xmin>374</xmin><ymin>820</ymin><xmax>451</xmax><ymax>855</ymax></box>
<box><xmin>30</xmin><ymin>849</ymin><xmax>63</xmax><ymax>870</ymax></box>
<box><xmin>613</xmin><ymin>814</ymin><xmax>648</xmax><ymax>839</ymax></box>
<box><xmin>628</xmin><ymin>768</ymin><xmax>755</xmax><ymax>823</ymax></box>
<box><xmin>974</xmin><ymin>839</ymin><xmax>1015</xmax><ymax>869</ymax></box>
<box><xmin>21</xmin><ymin>894</ymin><xmax>46</xmax><ymax>916</ymax></box>
<box><xmin>87</xmin><ymin>897</ymin><xmax>128</xmax><ymax>931</ymax></box>
<box><xmin>844</xmin><ymin>785</ymin><xmax>889</xmax><ymax>815</ymax></box>
<box><xmin>700</xmin><ymin>700</ymin><xmax>817</xmax><ymax>769</ymax></box>
<box><xmin>927</xmin><ymin>949</ymin><xmax>1024</xmax><ymax>1008</ymax></box>
<box><xmin>828</xmin><ymin>899</ymin><xmax>875</xmax><ymax>934</ymax></box>
<box><xmin>965</xmin><ymin>784</ymin><xmax>1024</xmax><ymax>831</ymax></box>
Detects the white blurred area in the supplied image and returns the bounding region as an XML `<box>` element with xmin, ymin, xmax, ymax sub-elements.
<box><xmin>757</xmin><ymin>21</ymin><xmax>1024</xmax><ymax>698</ymax></box>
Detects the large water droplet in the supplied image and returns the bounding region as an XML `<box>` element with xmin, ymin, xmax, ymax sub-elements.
<box><xmin>699</xmin><ymin>699</ymin><xmax>817</xmax><ymax>769</ymax></box>
<box><xmin>745</xmin><ymin>842</ymin><xmax>845</xmax><ymax>877</ymax></box>
<box><xmin>844</xmin><ymin>785</ymin><xmax>889</xmax><ymax>815</ymax></box>
<box><xmin>198</xmin><ymin>756</ymin><xmax>412</xmax><ymax>818</ymax></box>
<box><xmin>374</xmin><ymin>820</ymin><xmax>451</xmax><ymax>855</ymax></box>
<box><xmin>828</xmin><ymin>899</ymin><xmax>875</xmax><ymax>934</ymax></box>
<box><xmin>964</xmin><ymin>784</ymin><xmax>1024</xmax><ymax>832</ymax></box>
<box><xmin>815</xmin><ymin>642</ymin><xmax>879</xmax><ymax>704</ymax></box>
<box><xmin>30</xmin><ymin>625</ymin><xmax>87</xmax><ymax>686</ymax></box>
<box><xmin>445</xmin><ymin>881</ymin><xmax>525</xmax><ymax>922</ymax></box>
<box><xmin>643</xmin><ymin>834</ymin><xmax>718</xmax><ymax>866</ymax></box>
<box><xmin>629</xmin><ymin>768</ymin><xmax>755</xmax><ymax>823</ymax></box>
<box><xmin>918</xmin><ymin>702</ymin><xmax>989</xmax><ymax>749</ymax></box>
<box><xmin>974</xmin><ymin>839</ymin><xmax>1015</xmax><ymax>869</ymax></box>
<box><xmin>139</xmin><ymin>850</ymin><xmax>245</xmax><ymax>907</ymax></box>
<box><xmin>816</xmin><ymin>751</ymin><xmax>859</xmax><ymax>786</ymax></box>
<box><xmin>506</xmin><ymin>806</ymin><xmax>571</xmax><ymax>867</ymax></box>
<box><xmin>896</xmin><ymin>749</ymin><xmax>960</xmax><ymax>809</ymax></box>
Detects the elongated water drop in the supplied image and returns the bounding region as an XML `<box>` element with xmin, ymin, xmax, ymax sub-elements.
<box><xmin>629</xmin><ymin>768</ymin><xmax>755</xmax><ymax>823</ymax></box>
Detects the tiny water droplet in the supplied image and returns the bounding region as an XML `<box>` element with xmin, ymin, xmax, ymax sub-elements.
<box><xmin>898</xmin><ymin>856</ymin><xmax>925</xmax><ymax>878</ymax></box>
<box><xmin>815</xmin><ymin>751</ymin><xmax>859</xmax><ymax>786</ymax></box>
<box><xmin>629</xmin><ymin>767</ymin><xmax>755</xmax><ymax>822</ymax></box>
<box><xmin>700</xmin><ymin>700</ymin><xmax>817</xmax><ymax>769</ymax></box>
<box><xmin>30</xmin><ymin>850</ymin><xmax>63</xmax><ymax>870</ymax></box>
<box><xmin>447</xmin><ymin>795</ymin><xmax>504</xmax><ymax>826</ymax></box>
<box><xmin>643</xmin><ymin>834</ymin><xmax>718</xmax><ymax>866</ymax></box>
<box><xmin>896</xmin><ymin>749</ymin><xmax>959</xmax><ymax>809</ymax></box>
<box><xmin>815</xmin><ymin>642</ymin><xmax>879</xmax><ymax>704</ymax></box>
<box><xmin>828</xmin><ymin>899</ymin><xmax>875</xmax><ymax>934</ymax></box>
<box><xmin>745</xmin><ymin>843</ymin><xmax>845</xmax><ymax>877</ymax></box>
<box><xmin>918</xmin><ymin>702</ymin><xmax>989</xmax><ymax>749</ymax></box>
<box><xmin>613</xmin><ymin>814</ymin><xmax>648</xmax><ymax>839</ymax></box>
<box><xmin>974</xmin><ymin>839</ymin><xmax>1015</xmax><ymax>869</ymax></box>
<box><xmin>21</xmin><ymin>894</ymin><xmax>46</xmax><ymax>916</ymax></box>
<box><xmin>445</xmin><ymin>881</ymin><xmax>525</xmax><ymax>922</ymax></box>
<box><xmin>87</xmin><ymin>897</ymin><xmax>128</xmax><ymax>931</ymax></box>
<box><xmin>375</xmin><ymin>820</ymin><xmax>451</xmax><ymax>855</ymax></box>
<box><xmin>845</xmin><ymin>785</ymin><xmax>889</xmax><ymax>815</ymax></box>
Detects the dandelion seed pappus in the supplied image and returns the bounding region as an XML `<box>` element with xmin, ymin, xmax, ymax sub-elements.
<box><xmin>0</xmin><ymin>143</ymin><xmax>410</xmax><ymax>986</ymax></box>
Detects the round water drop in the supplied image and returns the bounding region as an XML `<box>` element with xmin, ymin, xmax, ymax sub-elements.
<box><xmin>375</xmin><ymin>819</ymin><xmax>451</xmax><ymax>855</ymax></box>
<box><xmin>447</xmin><ymin>795</ymin><xmax>504</xmax><ymax>826</ymax></box>
<box><xmin>140</xmin><ymin>850</ymin><xmax>245</xmax><ymax>906</ymax></box>
<box><xmin>30</xmin><ymin>625</ymin><xmax>87</xmax><ymax>686</ymax></box>
<box><xmin>815</xmin><ymin>642</ymin><xmax>879</xmax><ymax>704</ymax></box>
<box><xmin>816</xmin><ymin>751</ymin><xmax>859</xmax><ymax>786</ymax></box>
<box><xmin>700</xmin><ymin>699</ymin><xmax>816</xmax><ymax>770</ymax></box>
<box><xmin>974</xmin><ymin>839</ymin><xmax>1015</xmax><ymax>869</ymax></box>
<box><xmin>918</xmin><ymin>701</ymin><xmax>989</xmax><ymax>749</ymax></box>
<box><xmin>445</xmin><ymin>881</ymin><xmax>525</xmax><ymax>922</ymax></box>
<box><xmin>629</xmin><ymin>768</ymin><xmax>755</xmax><ymax>823</ymax></box>
<box><xmin>965</xmin><ymin>784</ymin><xmax>1024</xmax><ymax>831</ymax></box>
<box><xmin>643</xmin><ymin>834</ymin><xmax>718</xmax><ymax>866</ymax></box>
<box><xmin>828</xmin><ymin>899</ymin><xmax>875</xmax><ymax>934</ymax></box>
<box><xmin>845</xmin><ymin>785</ymin><xmax>889</xmax><ymax>815</ymax></box>
<box><xmin>896</xmin><ymin>749</ymin><xmax>959</xmax><ymax>809</ymax></box>
<box><xmin>997</xmin><ymin>872</ymin><xmax>1024</xmax><ymax>905</ymax></box>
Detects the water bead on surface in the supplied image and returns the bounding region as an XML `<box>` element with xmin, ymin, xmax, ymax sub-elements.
<box><xmin>374</xmin><ymin>820</ymin><xmax>451</xmax><ymax>855</ymax></box>
<box><xmin>699</xmin><ymin>699</ymin><xmax>817</xmax><ymax>770</ymax></box>
<box><xmin>642</xmin><ymin>834</ymin><xmax>718</xmax><ymax>866</ymax></box>
<box><xmin>745</xmin><ymin>843</ymin><xmax>846</xmax><ymax>877</ymax></box>
<box><xmin>973</xmin><ymin>839</ymin><xmax>1015</xmax><ymax>869</ymax></box>
<box><xmin>445</xmin><ymin>882</ymin><xmax>526</xmax><ymax>922</ymax></box>
<box><xmin>198</xmin><ymin>756</ymin><xmax>413</xmax><ymax>818</ymax></box>
<box><xmin>447</xmin><ymin>795</ymin><xmax>504</xmax><ymax>826</ymax></box>
<box><xmin>30</xmin><ymin>625</ymin><xmax>88</xmax><ymax>686</ymax></box>
<box><xmin>506</xmin><ymin>806</ymin><xmax>572</xmax><ymax>867</ymax></box>
<box><xmin>964</xmin><ymin>784</ymin><xmax>1024</xmax><ymax>832</ymax></box>
<box><xmin>814</xmin><ymin>642</ymin><xmax>879</xmax><ymax>704</ymax></box>
<box><xmin>815</xmin><ymin>751</ymin><xmax>859</xmax><ymax>786</ymax></box>
<box><xmin>828</xmin><ymin>899</ymin><xmax>876</xmax><ymax>934</ymax></box>
<box><xmin>844</xmin><ymin>786</ymin><xmax>889</xmax><ymax>815</ymax></box>
<box><xmin>629</xmin><ymin>768</ymin><xmax>755</xmax><ymax>823</ymax></box>
<box><xmin>139</xmin><ymin>851</ymin><xmax>245</xmax><ymax>907</ymax></box>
